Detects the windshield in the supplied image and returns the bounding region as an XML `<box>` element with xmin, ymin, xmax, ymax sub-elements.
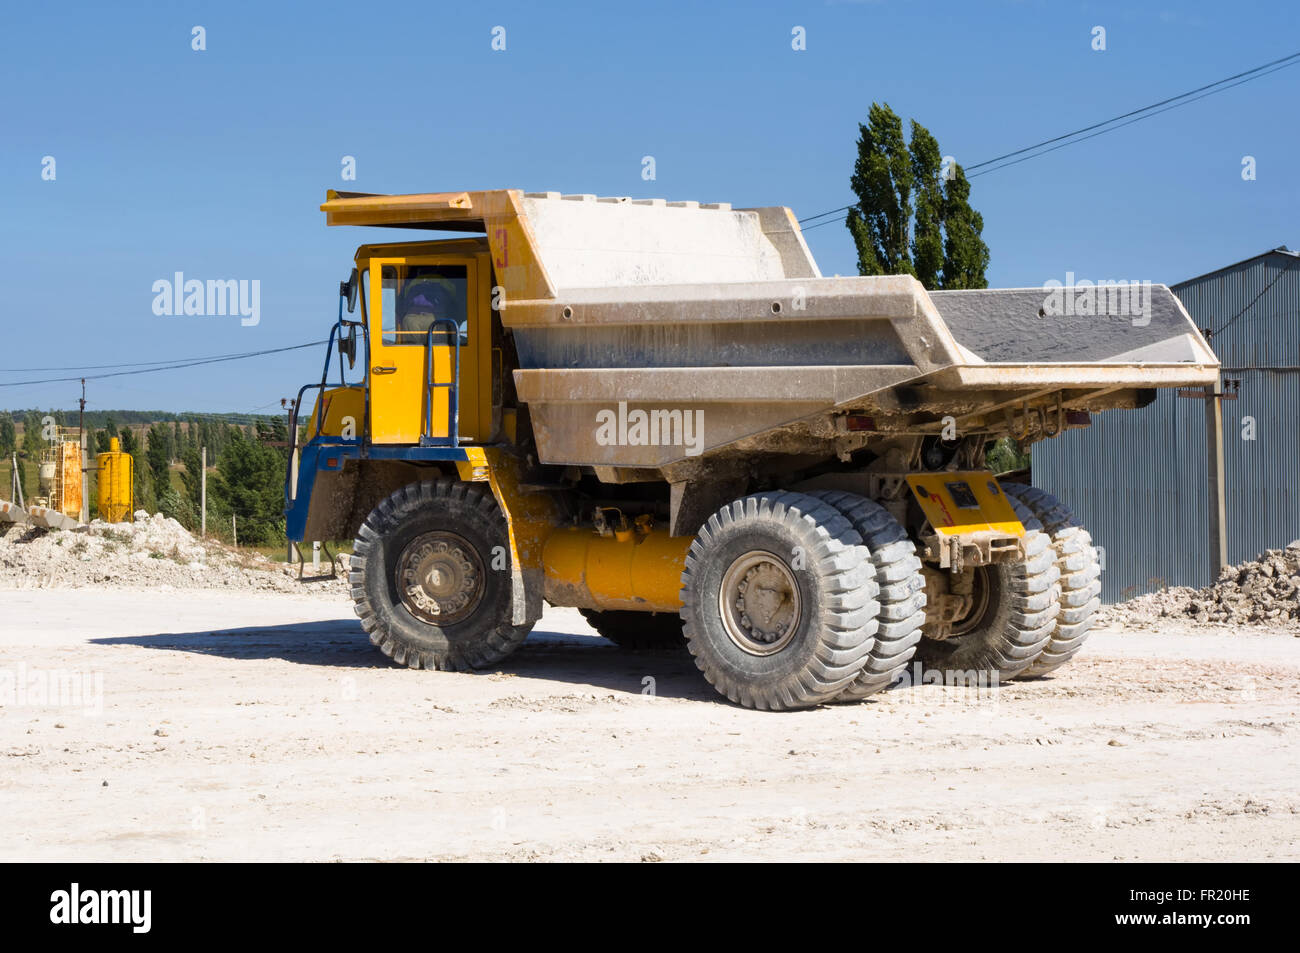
<box><xmin>379</xmin><ymin>264</ymin><xmax>469</xmax><ymax>346</ymax></box>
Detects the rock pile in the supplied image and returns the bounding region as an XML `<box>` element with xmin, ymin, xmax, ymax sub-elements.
<box><xmin>0</xmin><ymin>511</ymin><xmax>345</xmax><ymax>593</ymax></box>
<box><xmin>1100</xmin><ymin>541</ymin><xmax>1300</xmax><ymax>628</ymax></box>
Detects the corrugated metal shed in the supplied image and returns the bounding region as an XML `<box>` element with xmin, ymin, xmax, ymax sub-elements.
<box><xmin>1034</xmin><ymin>247</ymin><xmax>1300</xmax><ymax>602</ymax></box>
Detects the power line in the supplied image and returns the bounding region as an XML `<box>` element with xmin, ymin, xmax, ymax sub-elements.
<box><xmin>796</xmin><ymin>50</ymin><xmax>1300</xmax><ymax>230</ymax></box>
<box><xmin>0</xmin><ymin>340</ymin><xmax>328</xmax><ymax>389</ymax></box>
<box><xmin>801</xmin><ymin>214</ymin><xmax>853</xmax><ymax>233</ymax></box>
<box><xmin>0</xmin><ymin>344</ymin><xmax>324</xmax><ymax>373</ymax></box>
<box><xmin>798</xmin><ymin>205</ymin><xmax>856</xmax><ymax>227</ymax></box>
<box><xmin>969</xmin><ymin>59</ymin><xmax>1300</xmax><ymax>178</ymax></box>
<box><xmin>966</xmin><ymin>50</ymin><xmax>1300</xmax><ymax>172</ymax></box>
<box><xmin>1211</xmin><ymin>262</ymin><xmax>1297</xmax><ymax>338</ymax></box>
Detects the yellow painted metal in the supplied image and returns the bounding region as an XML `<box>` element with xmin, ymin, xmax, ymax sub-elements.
<box><xmin>453</xmin><ymin>446</ymin><xmax>492</xmax><ymax>483</ymax></box>
<box><xmin>464</xmin><ymin>447</ymin><xmax>558</xmax><ymax>568</ymax></box>
<box><xmin>306</xmin><ymin>386</ymin><xmax>365</xmax><ymax>439</ymax></box>
<box><xmin>366</xmin><ymin>253</ymin><xmax>492</xmax><ymax>445</ymax></box>
<box><xmin>453</xmin><ymin>445</ymin><xmax>692</xmax><ymax>614</ymax></box>
<box><xmin>96</xmin><ymin>437</ymin><xmax>134</xmax><ymax>523</ymax></box>
<box><xmin>905</xmin><ymin>470</ymin><xmax>1024</xmax><ymax>537</ymax></box>
<box><xmin>454</xmin><ymin>446</ymin><xmax>562</xmax><ymax>626</ymax></box>
<box><xmin>325</xmin><ymin>190</ymin><xmax>557</xmax><ymax>301</ymax></box>
<box><xmin>57</xmin><ymin>441</ymin><xmax>82</xmax><ymax>518</ymax></box>
<box><xmin>542</xmin><ymin>525</ymin><xmax>692</xmax><ymax>612</ymax></box>
<box><xmin>323</xmin><ymin>191</ymin><xmax>476</xmax><ymax>227</ymax></box>
<box><xmin>40</xmin><ymin>440</ymin><xmax>83</xmax><ymax>518</ymax></box>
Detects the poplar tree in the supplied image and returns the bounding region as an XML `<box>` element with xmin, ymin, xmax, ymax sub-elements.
<box><xmin>846</xmin><ymin>103</ymin><xmax>990</xmax><ymax>290</ymax></box>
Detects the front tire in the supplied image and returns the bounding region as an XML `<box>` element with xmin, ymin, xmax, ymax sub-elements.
<box><xmin>680</xmin><ymin>491</ymin><xmax>879</xmax><ymax>710</ymax></box>
<box><xmin>350</xmin><ymin>479</ymin><xmax>532</xmax><ymax>671</ymax></box>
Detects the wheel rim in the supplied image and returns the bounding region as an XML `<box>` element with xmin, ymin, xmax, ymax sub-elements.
<box><xmin>951</xmin><ymin>565</ymin><xmax>994</xmax><ymax>638</ymax></box>
<box><xmin>396</xmin><ymin>531</ymin><xmax>485</xmax><ymax>625</ymax></box>
<box><xmin>718</xmin><ymin>550</ymin><xmax>802</xmax><ymax>656</ymax></box>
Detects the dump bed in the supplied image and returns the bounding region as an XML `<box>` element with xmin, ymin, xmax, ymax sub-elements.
<box><xmin>323</xmin><ymin>189</ymin><xmax>1219</xmax><ymax>470</ymax></box>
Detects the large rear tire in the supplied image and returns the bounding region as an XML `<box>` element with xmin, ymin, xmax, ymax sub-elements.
<box><xmin>350</xmin><ymin>479</ymin><xmax>532</xmax><ymax>671</ymax></box>
<box><xmin>914</xmin><ymin>495</ymin><xmax>1060</xmax><ymax>681</ymax></box>
<box><xmin>579</xmin><ymin>608</ymin><xmax>686</xmax><ymax>650</ymax></box>
<box><xmin>1001</xmin><ymin>484</ymin><xmax>1101</xmax><ymax>677</ymax></box>
<box><xmin>679</xmin><ymin>491</ymin><xmax>879</xmax><ymax>710</ymax></box>
<box><xmin>807</xmin><ymin>490</ymin><xmax>926</xmax><ymax>700</ymax></box>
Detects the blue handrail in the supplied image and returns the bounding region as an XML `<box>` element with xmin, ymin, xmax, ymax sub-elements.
<box><xmin>283</xmin><ymin>303</ymin><xmax>365</xmax><ymax>512</ymax></box>
<box><xmin>421</xmin><ymin>319</ymin><xmax>460</xmax><ymax>448</ymax></box>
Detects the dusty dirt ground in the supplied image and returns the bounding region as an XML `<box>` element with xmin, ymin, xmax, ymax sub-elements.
<box><xmin>1</xmin><ymin>588</ymin><xmax>1297</xmax><ymax>862</ymax></box>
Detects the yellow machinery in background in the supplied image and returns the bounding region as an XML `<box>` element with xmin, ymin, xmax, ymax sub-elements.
<box><xmin>96</xmin><ymin>437</ymin><xmax>133</xmax><ymax>523</ymax></box>
<box><xmin>37</xmin><ymin>439</ymin><xmax>84</xmax><ymax>519</ymax></box>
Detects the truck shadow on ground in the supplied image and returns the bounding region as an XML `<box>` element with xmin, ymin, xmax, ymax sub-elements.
<box><xmin>90</xmin><ymin>621</ymin><xmax>718</xmax><ymax>702</ymax></box>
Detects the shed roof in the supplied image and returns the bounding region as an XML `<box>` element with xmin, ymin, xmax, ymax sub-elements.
<box><xmin>1173</xmin><ymin>246</ymin><xmax>1298</xmax><ymax>288</ymax></box>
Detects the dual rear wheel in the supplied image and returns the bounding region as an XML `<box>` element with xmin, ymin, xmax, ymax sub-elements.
<box><xmin>678</xmin><ymin>492</ymin><xmax>883</xmax><ymax>710</ymax></box>
<box><xmin>678</xmin><ymin>489</ymin><xmax>1087</xmax><ymax>709</ymax></box>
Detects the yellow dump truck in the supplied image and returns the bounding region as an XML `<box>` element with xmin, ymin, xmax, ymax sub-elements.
<box><xmin>285</xmin><ymin>189</ymin><xmax>1219</xmax><ymax>710</ymax></box>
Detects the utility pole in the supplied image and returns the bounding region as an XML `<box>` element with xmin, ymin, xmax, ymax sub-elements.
<box><xmin>200</xmin><ymin>446</ymin><xmax>207</xmax><ymax>538</ymax></box>
<box><xmin>80</xmin><ymin>432</ymin><xmax>89</xmax><ymax>523</ymax></box>
<box><xmin>78</xmin><ymin>378</ymin><xmax>88</xmax><ymax>523</ymax></box>
<box><xmin>282</xmin><ymin>397</ymin><xmax>295</xmax><ymax>564</ymax></box>
<box><xmin>1205</xmin><ymin>377</ymin><xmax>1229</xmax><ymax>578</ymax></box>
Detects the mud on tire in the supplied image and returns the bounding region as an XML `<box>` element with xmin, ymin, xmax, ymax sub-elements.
<box><xmin>914</xmin><ymin>495</ymin><xmax>1060</xmax><ymax>681</ymax></box>
<box><xmin>1002</xmin><ymin>484</ymin><xmax>1101</xmax><ymax>677</ymax></box>
<box><xmin>350</xmin><ymin>479</ymin><xmax>532</xmax><ymax>671</ymax></box>
<box><xmin>807</xmin><ymin>490</ymin><xmax>926</xmax><ymax>700</ymax></box>
<box><xmin>679</xmin><ymin>491</ymin><xmax>879</xmax><ymax>711</ymax></box>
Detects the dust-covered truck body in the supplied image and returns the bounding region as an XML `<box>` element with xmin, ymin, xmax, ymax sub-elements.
<box><xmin>285</xmin><ymin>189</ymin><xmax>1217</xmax><ymax>709</ymax></box>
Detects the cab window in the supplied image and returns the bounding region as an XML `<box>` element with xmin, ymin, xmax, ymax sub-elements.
<box><xmin>379</xmin><ymin>264</ymin><xmax>469</xmax><ymax>346</ymax></box>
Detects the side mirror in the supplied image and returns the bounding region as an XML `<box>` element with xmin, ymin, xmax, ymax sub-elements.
<box><xmin>338</xmin><ymin>325</ymin><xmax>358</xmax><ymax>369</ymax></box>
<box><xmin>340</xmin><ymin>269</ymin><xmax>359</xmax><ymax>313</ymax></box>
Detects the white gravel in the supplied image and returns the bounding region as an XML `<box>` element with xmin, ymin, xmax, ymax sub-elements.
<box><xmin>0</xmin><ymin>511</ymin><xmax>344</xmax><ymax>594</ymax></box>
<box><xmin>1099</xmin><ymin>540</ymin><xmax>1300</xmax><ymax>631</ymax></box>
<box><xmin>1</xmin><ymin>591</ymin><xmax>1297</xmax><ymax>862</ymax></box>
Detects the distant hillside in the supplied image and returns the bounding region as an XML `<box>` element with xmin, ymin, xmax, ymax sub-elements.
<box><xmin>0</xmin><ymin>409</ymin><xmax>280</xmax><ymax>428</ymax></box>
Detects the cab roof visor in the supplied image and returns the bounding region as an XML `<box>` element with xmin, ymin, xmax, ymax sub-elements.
<box><xmin>320</xmin><ymin>190</ymin><xmax>481</xmax><ymax>230</ymax></box>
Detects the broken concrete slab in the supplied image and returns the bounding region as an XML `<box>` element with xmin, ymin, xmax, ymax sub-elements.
<box><xmin>0</xmin><ymin>500</ymin><xmax>27</xmax><ymax>523</ymax></box>
<box><xmin>25</xmin><ymin>506</ymin><xmax>80</xmax><ymax>530</ymax></box>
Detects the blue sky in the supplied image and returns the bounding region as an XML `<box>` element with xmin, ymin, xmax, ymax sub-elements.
<box><xmin>1</xmin><ymin>0</ymin><xmax>1296</xmax><ymax>414</ymax></box>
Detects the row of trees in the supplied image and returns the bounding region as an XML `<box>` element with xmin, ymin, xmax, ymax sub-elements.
<box><xmin>0</xmin><ymin>411</ymin><xmax>255</xmax><ymax>462</ymax></box>
<box><xmin>0</xmin><ymin>412</ymin><xmax>291</xmax><ymax>546</ymax></box>
<box><xmin>158</xmin><ymin>419</ymin><xmax>289</xmax><ymax>546</ymax></box>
